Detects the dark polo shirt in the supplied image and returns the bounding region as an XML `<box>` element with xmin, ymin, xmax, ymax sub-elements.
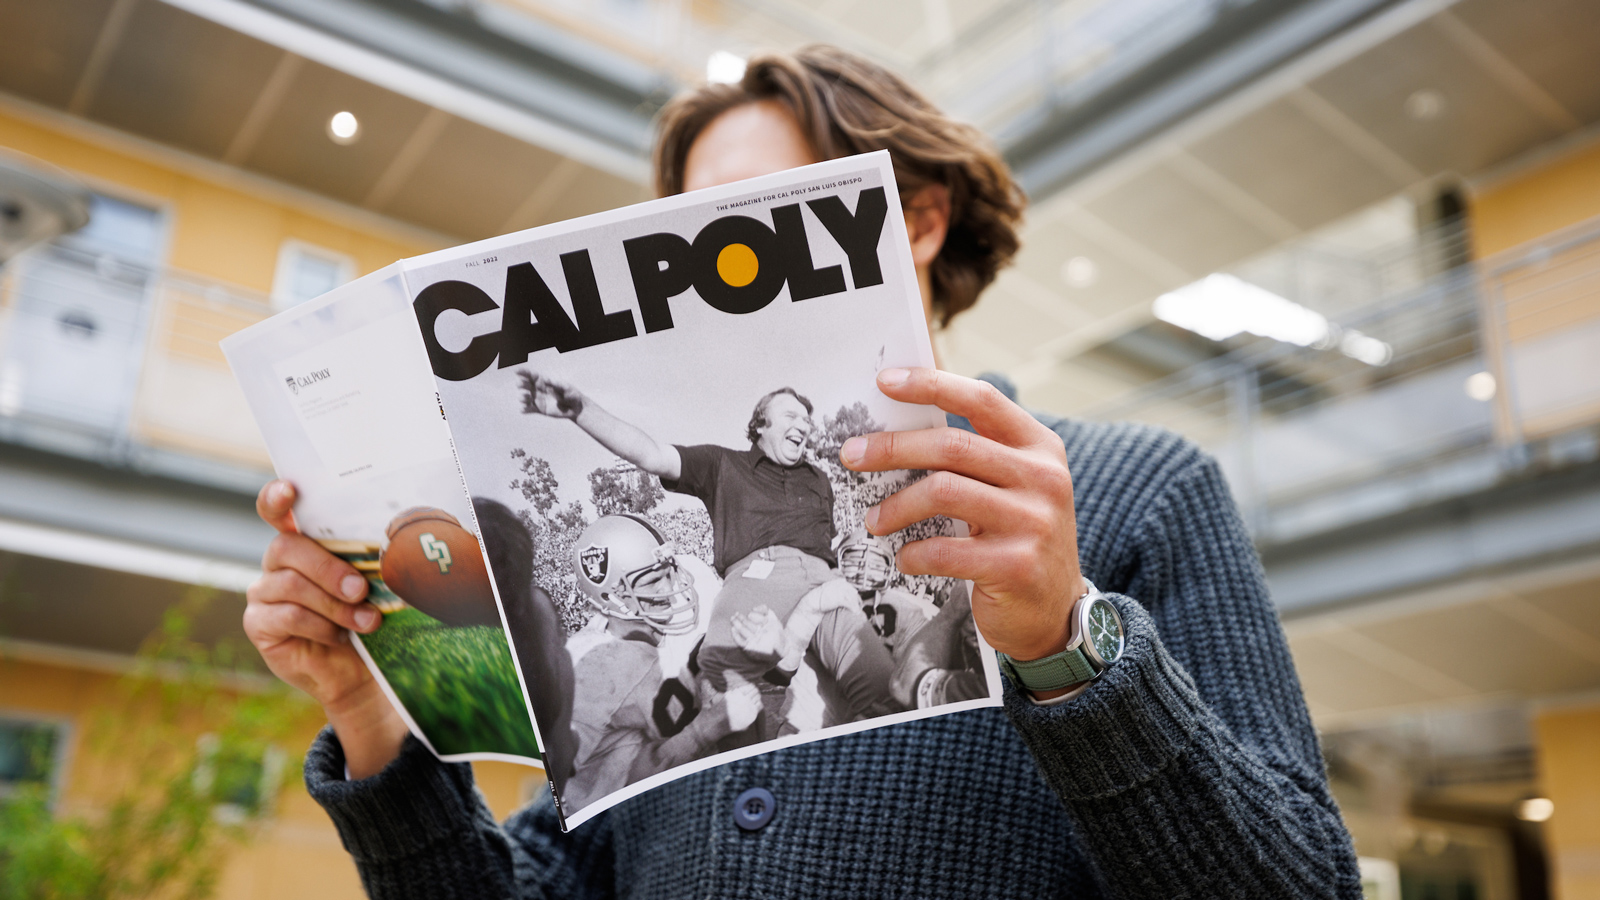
<box><xmin>662</xmin><ymin>444</ymin><xmax>836</xmax><ymax>577</ymax></box>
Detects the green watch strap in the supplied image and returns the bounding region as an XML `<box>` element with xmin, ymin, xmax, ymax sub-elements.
<box><xmin>999</xmin><ymin>645</ymin><xmax>1097</xmax><ymax>692</ymax></box>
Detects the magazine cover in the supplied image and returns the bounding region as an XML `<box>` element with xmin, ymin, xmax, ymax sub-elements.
<box><xmin>223</xmin><ymin>151</ymin><xmax>1003</xmax><ymax>831</ymax></box>
<box><xmin>402</xmin><ymin>151</ymin><xmax>1001</xmax><ymax>829</ymax></box>
<box><xmin>221</xmin><ymin>266</ymin><xmax>546</xmax><ymax>767</ymax></box>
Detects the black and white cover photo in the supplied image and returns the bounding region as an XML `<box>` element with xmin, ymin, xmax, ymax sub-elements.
<box><xmin>408</xmin><ymin>152</ymin><xmax>1003</xmax><ymax>828</ymax></box>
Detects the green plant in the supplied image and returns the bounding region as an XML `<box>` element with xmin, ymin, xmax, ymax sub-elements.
<box><xmin>0</xmin><ymin>588</ymin><xmax>316</xmax><ymax>900</ymax></box>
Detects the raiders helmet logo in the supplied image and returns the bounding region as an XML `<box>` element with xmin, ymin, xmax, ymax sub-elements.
<box><xmin>579</xmin><ymin>545</ymin><xmax>609</xmax><ymax>584</ymax></box>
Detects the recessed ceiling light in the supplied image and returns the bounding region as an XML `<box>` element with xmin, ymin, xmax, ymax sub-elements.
<box><xmin>1060</xmin><ymin>256</ymin><xmax>1097</xmax><ymax>288</ymax></box>
<box><xmin>328</xmin><ymin>111</ymin><xmax>360</xmax><ymax>145</ymax></box>
<box><xmin>707</xmin><ymin>51</ymin><xmax>746</xmax><ymax>84</ymax></box>
<box><xmin>1464</xmin><ymin>371</ymin><xmax>1496</xmax><ymax>402</ymax></box>
<box><xmin>1405</xmin><ymin>89</ymin><xmax>1445</xmax><ymax>121</ymax></box>
<box><xmin>1517</xmin><ymin>797</ymin><xmax>1554</xmax><ymax>822</ymax></box>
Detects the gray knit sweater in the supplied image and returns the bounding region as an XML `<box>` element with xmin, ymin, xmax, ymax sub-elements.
<box><xmin>305</xmin><ymin>397</ymin><xmax>1362</xmax><ymax>899</ymax></box>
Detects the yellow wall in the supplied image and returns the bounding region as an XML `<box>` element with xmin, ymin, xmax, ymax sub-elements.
<box><xmin>1</xmin><ymin>655</ymin><xmax>537</xmax><ymax>899</ymax></box>
<box><xmin>1473</xmin><ymin>140</ymin><xmax>1600</xmax><ymax>258</ymax></box>
<box><xmin>0</xmin><ymin>107</ymin><xmax>439</xmax><ymax>291</ymax></box>
<box><xmin>0</xmin><ymin>102</ymin><xmax>448</xmax><ymax>466</ymax></box>
<box><xmin>1536</xmin><ymin>705</ymin><xmax>1600</xmax><ymax>900</ymax></box>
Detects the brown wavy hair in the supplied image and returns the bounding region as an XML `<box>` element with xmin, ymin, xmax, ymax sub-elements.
<box><xmin>653</xmin><ymin>45</ymin><xmax>1025</xmax><ymax>326</ymax></box>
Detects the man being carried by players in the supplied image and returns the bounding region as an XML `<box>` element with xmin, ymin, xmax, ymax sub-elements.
<box><xmin>521</xmin><ymin>373</ymin><xmax>904</xmax><ymax>741</ymax></box>
<box><xmin>561</xmin><ymin>514</ymin><xmax>765</xmax><ymax>811</ymax></box>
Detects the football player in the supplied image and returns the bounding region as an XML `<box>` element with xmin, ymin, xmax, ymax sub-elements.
<box><xmin>472</xmin><ymin>498</ymin><xmax>578</xmax><ymax>787</ymax></box>
<box><xmin>838</xmin><ymin>529</ymin><xmax>989</xmax><ymax>710</ymax></box>
<box><xmin>561</xmin><ymin>514</ymin><xmax>762</xmax><ymax>812</ymax></box>
<box><xmin>838</xmin><ymin>528</ymin><xmax>939</xmax><ymax>654</ymax></box>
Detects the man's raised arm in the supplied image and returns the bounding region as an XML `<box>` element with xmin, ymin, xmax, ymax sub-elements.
<box><xmin>518</xmin><ymin>371</ymin><xmax>682</xmax><ymax>480</ymax></box>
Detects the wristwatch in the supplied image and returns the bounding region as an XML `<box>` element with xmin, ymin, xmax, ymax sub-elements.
<box><xmin>996</xmin><ymin>579</ymin><xmax>1125</xmax><ymax>693</ymax></box>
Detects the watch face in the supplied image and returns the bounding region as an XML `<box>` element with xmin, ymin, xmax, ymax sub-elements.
<box><xmin>1083</xmin><ymin>597</ymin><xmax>1124</xmax><ymax>667</ymax></box>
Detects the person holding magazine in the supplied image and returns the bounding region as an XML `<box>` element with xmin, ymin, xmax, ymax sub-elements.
<box><xmin>245</xmin><ymin>44</ymin><xmax>1361</xmax><ymax>899</ymax></box>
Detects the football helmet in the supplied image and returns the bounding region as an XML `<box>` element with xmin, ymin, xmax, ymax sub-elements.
<box><xmin>838</xmin><ymin>528</ymin><xmax>894</xmax><ymax>593</ymax></box>
<box><xmin>573</xmin><ymin>514</ymin><xmax>699</xmax><ymax>634</ymax></box>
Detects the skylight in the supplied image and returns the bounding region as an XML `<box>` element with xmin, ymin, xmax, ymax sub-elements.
<box><xmin>1153</xmin><ymin>273</ymin><xmax>1392</xmax><ymax>366</ymax></box>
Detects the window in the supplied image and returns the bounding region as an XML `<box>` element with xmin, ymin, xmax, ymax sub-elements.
<box><xmin>68</xmin><ymin>193</ymin><xmax>166</xmax><ymax>262</ymax></box>
<box><xmin>192</xmin><ymin>734</ymin><xmax>287</xmax><ymax>823</ymax></box>
<box><xmin>0</xmin><ymin>715</ymin><xmax>67</xmax><ymax>800</ymax></box>
<box><xmin>271</xmin><ymin>240</ymin><xmax>354</xmax><ymax>310</ymax></box>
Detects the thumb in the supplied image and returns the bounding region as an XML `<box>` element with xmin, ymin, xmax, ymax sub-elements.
<box><xmin>255</xmin><ymin>480</ymin><xmax>298</xmax><ymax>534</ymax></box>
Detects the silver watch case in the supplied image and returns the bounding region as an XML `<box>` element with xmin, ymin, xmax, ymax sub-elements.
<box><xmin>1072</xmin><ymin>580</ymin><xmax>1124</xmax><ymax>672</ymax></box>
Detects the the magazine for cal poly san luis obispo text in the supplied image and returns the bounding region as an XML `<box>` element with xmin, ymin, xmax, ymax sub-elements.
<box><xmin>223</xmin><ymin>151</ymin><xmax>1003</xmax><ymax>831</ymax></box>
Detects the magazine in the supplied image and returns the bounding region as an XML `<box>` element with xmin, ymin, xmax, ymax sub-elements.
<box><xmin>222</xmin><ymin>151</ymin><xmax>1003</xmax><ymax>830</ymax></box>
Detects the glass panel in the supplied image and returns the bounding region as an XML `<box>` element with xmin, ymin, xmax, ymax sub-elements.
<box><xmin>0</xmin><ymin>719</ymin><xmax>60</xmax><ymax>786</ymax></box>
<box><xmin>288</xmin><ymin>251</ymin><xmax>344</xmax><ymax>305</ymax></box>
<box><xmin>67</xmin><ymin>193</ymin><xmax>165</xmax><ymax>262</ymax></box>
<box><xmin>2</xmin><ymin>192</ymin><xmax>164</xmax><ymax>433</ymax></box>
<box><xmin>275</xmin><ymin>244</ymin><xmax>351</xmax><ymax>309</ymax></box>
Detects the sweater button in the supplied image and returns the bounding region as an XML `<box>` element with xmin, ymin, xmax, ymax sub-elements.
<box><xmin>733</xmin><ymin>787</ymin><xmax>776</xmax><ymax>831</ymax></box>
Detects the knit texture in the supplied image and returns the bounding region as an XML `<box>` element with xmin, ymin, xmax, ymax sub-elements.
<box><xmin>305</xmin><ymin>391</ymin><xmax>1362</xmax><ymax>899</ymax></box>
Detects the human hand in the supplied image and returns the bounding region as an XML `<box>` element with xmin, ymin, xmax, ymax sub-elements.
<box><xmin>731</xmin><ymin>604</ymin><xmax>784</xmax><ymax>664</ymax></box>
<box><xmin>517</xmin><ymin>371</ymin><xmax>584</xmax><ymax>419</ymax></box>
<box><xmin>720</xmin><ymin>671</ymin><xmax>762</xmax><ymax>733</ymax></box>
<box><xmin>689</xmin><ymin>670</ymin><xmax>763</xmax><ymax>737</ymax></box>
<box><xmin>840</xmin><ymin>368</ymin><xmax>1084</xmax><ymax>664</ymax></box>
<box><xmin>246</xmin><ymin>480</ymin><xmax>408</xmax><ymax>777</ymax></box>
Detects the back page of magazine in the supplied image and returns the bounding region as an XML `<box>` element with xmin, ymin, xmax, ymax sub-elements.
<box><xmin>400</xmin><ymin>151</ymin><xmax>1003</xmax><ymax>830</ymax></box>
<box><xmin>221</xmin><ymin>266</ymin><xmax>546</xmax><ymax>768</ymax></box>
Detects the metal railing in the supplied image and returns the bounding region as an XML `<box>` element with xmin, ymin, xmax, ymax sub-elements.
<box><xmin>1089</xmin><ymin>217</ymin><xmax>1600</xmax><ymax>544</ymax></box>
<box><xmin>0</xmin><ymin>239</ymin><xmax>276</xmax><ymax>493</ymax></box>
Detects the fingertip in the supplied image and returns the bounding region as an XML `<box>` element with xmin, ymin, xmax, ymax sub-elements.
<box><xmin>840</xmin><ymin>436</ymin><xmax>866</xmax><ymax>467</ymax></box>
<box><xmin>268</xmin><ymin>480</ymin><xmax>294</xmax><ymax>508</ymax></box>
<box><xmin>340</xmin><ymin>574</ymin><xmax>367</xmax><ymax>601</ymax></box>
<box><xmin>864</xmin><ymin>505</ymin><xmax>880</xmax><ymax>533</ymax></box>
<box><xmin>877</xmin><ymin>367</ymin><xmax>910</xmax><ymax>388</ymax></box>
<box><xmin>355</xmin><ymin>606</ymin><xmax>380</xmax><ymax>631</ymax></box>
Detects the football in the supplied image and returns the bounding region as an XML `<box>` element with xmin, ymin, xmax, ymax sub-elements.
<box><xmin>379</xmin><ymin>507</ymin><xmax>501</xmax><ymax>628</ymax></box>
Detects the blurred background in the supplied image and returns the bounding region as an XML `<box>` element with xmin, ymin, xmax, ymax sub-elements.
<box><xmin>0</xmin><ymin>0</ymin><xmax>1596</xmax><ymax>896</ymax></box>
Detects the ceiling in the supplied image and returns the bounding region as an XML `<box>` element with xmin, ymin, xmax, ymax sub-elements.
<box><xmin>0</xmin><ymin>549</ymin><xmax>252</xmax><ymax>662</ymax></box>
<box><xmin>0</xmin><ymin>0</ymin><xmax>652</xmax><ymax>245</ymax></box>
<box><xmin>1286</xmin><ymin>553</ymin><xmax>1600</xmax><ymax>734</ymax></box>
<box><xmin>937</xmin><ymin>0</ymin><xmax>1600</xmax><ymax>415</ymax></box>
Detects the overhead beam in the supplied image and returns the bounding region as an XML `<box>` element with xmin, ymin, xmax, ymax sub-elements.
<box><xmin>1433</xmin><ymin>10</ymin><xmax>1580</xmax><ymax>133</ymax></box>
<box><xmin>1264</xmin><ymin>458</ymin><xmax>1600</xmax><ymax>615</ymax></box>
<box><xmin>0</xmin><ymin>440</ymin><xmax>274</xmax><ymax>569</ymax></box>
<box><xmin>363</xmin><ymin>106</ymin><xmax>452</xmax><ymax>210</ymax></box>
<box><xmin>222</xmin><ymin>49</ymin><xmax>303</xmax><ymax>165</ymax></box>
<box><xmin>0</xmin><ymin>517</ymin><xmax>259</xmax><ymax>591</ymax></box>
<box><xmin>68</xmin><ymin>0</ymin><xmax>141</xmax><ymax>115</ymax></box>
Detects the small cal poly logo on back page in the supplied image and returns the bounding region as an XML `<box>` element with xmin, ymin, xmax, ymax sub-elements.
<box><xmin>284</xmin><ymin>368</ymin><xmax>331</xmax><ymax>396</ymax></box>
<box><xmin>419</xmin><ymin>532</ymin><xmax>453</xmax><ymax>573</ymax></box>
<box><xmin>580</xmin><ymin>545</ymin><xmax>609</xmax><ymax>585</ymax></box>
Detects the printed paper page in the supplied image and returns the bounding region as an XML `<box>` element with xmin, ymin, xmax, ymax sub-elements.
<box><xmin>400</xmin><ymin>151</ymin><xmax>1003</xmax><ymax>830</ymax></box>
<box><xmin>221</xmin><ymin>266</ymin><xmax>545</xmax><ymax>767</ymax></box>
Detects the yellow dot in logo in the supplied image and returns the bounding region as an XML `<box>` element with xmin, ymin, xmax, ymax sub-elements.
<box><xmin>716</xmin><ymin>243</ymin><xmax>759</xmax><ymax>287</ymax></box>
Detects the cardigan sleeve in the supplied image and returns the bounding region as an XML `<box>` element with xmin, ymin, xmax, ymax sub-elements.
<box><xmin>1002</xmin><ymin>452</ymin><xmax>1363</xmax><ymax>899</ymax></box>
<box><xmin>303</xmin><ymin>727</ymin><xmax>615</xmax><ymax>899</ymax></box>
